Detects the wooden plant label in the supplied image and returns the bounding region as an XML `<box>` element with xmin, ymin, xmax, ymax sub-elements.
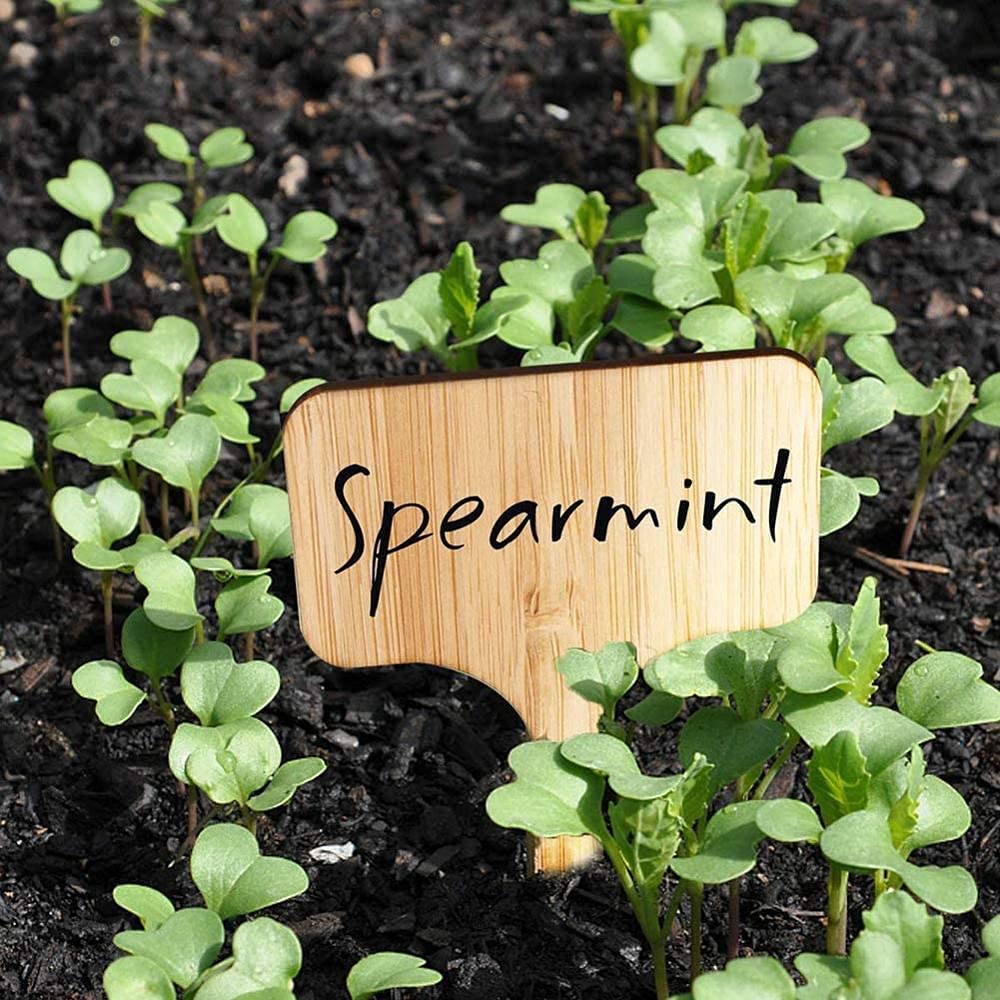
<box><xmin>284</xmin><ymin>351</ymin><xmax>821</xmax><ymax>871</ymax></box>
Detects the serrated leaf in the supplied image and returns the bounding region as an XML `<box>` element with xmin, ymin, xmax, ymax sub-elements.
<box><xmin>806</xmin><ymin>730</ymin><xmax>871</xmax><ymax>825</ymax></box>
<box><xmin>438</xmin><ymin>241</ymin><xmax>480</xmax><ymax>340</ymax></box>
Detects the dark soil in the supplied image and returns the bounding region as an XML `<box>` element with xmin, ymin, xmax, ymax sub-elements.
<box><xmin>1</xmin><ymin>0</ymin><xmax>998</xmax><ymax>998</ymax></box>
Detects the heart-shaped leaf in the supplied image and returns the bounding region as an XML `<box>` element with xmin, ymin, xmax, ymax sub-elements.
<box><xmin>52</xmin><ymin>415</ymin><xmax>133</xmax><ymax>467</ymax></box>
<box><xmin>248</xmin><ymin>490</ymin><xmax>292</xmax><ymax>567</ymax></box>
<box><xmin>113</xmin><ymin>885</ymin><xmax>176</xmax><ymax>931</ymax></box>
<box><xmin>47</xmin><ymin>159</ymin><xmax>114</xmax><ymax>229</ymax></box>
<box><xmin>136</xmin><ymin>200</ymin><xmax>187</xmax><ymax>249</ymax></box>
<box><xmin>368</xmin><ymin>272</ymin><xmax>449</xmax><ymax>353</ymax></box>
<box><xmin>198</xmin><ymin>359</ymin><xmax>265</xmax><ymax>403</ymax></box>
<box><xmin>690</xmin><ymin>956</ymin><xmax>796</xmax><ymax>999</ymax></box>
<box><xmin>132</xmin><ymin>414</ymin><xmax>221</xmax><ymax>499</ymax></box>
<box><xmin>213</xmin><ymin>485</ymin><xmax>285</xmax><ymax>542</ymax></box>
<box><xmin>735</xmin><ymin>17</ymin><xmax>817</xmax><ymax>65</ymax></box>
<box><xmin>180</xmin><ymin>641</ymin><xmax>280</xmax><ymax>725</ymax></box>
<box><xmin>72</xmin><ymin>660</ymin><xmax>146</xmax><ymax>725</ymax></box>
<box><xmin>110</xmin><ymin>316</ymin><xmax>199</xmax><ymax>376</ymax></box>
<box><xmin>190</xmin><ymin>824</ymin><xmax>309</xmax><ymax>920</ymax></box>
<box><xmin>680</xmin><ymin>304</ymin><xmax>756</xmax><ymax>351</ymax></box>
<box><xmin>486</xmin><ymin>740</ymin><xmax>607</xmax><ymax>839</ymax></box>
<box><xmin>190</xmin><ymin>918</ymin><xmax>300</xmax><ymax>1000</ymax></box>
<box><xmin>671</xmin><ymin>800</ymin><xmax>769</xmax><ymax>883</ymax></box>
<box><xmin>145</xmin><ymin>123</ymin><xmax>194</xmax><ymax>164</ymax></box>
<box><xmin>501</xmin><ymin>184</ymin><xmax>589</xmax><ymax>240</ymax></box>
<box><xmin>6</xmin><ymin>247</ymin><xmax>76</xmax><ymax>300</ymax></box>
<box><xmin>101</xmin><ymin>358</ymin><xmax>181</xmax><ymax>426</ymax></box>
<box><xmin>247</xmin><ymin>757</ymin><xmax>327</xmax><ymax>812</ymax></box>
<box><xmin>114</xmin><ymin>907</ymin><xmax>224</xmax><ymax>988</ymax></box>
<box><xmin>216</xmin><ymin>575</ymin><xmax>284</xmax><ymax>639</ymax></box>
<box><xmin>103</xmin><ymin>955</ymin><xmax>174</xmax><ymax>1000</ymax></box>
<box><xmin>499</xmin><ymin>240</ymin><xmax>596</xmax><ymax>308</ymax></box>
<box><xmin>346</xmin><ymin>953</ymin><xmax>442</xmax><ymax>1000</ymax></box>
<box><xmin>821</xmin><ymin>178</ymin><xmax>924</xmax><ymax>250</ymax></box>
<box><xmin>777</xmin><ymin>117</ymin><xmax>871</xmax><ymax>182</ymax></box>
<box><xmin>897</xmin><ymin>652</ymin><xmax>1000</xmax><ymax>729</ymax></box>
<box><xmin>117</xmin><ymin>182</ymin><xmax>185</xmax><ymax>219</ymax></box>
<box><xmin>53</xmin><ymin>477</ymin><xmax>140</xmax><ymax>549</ymax></box>
<box><xmin>562</xmin><ymin>732</ymin><xmax>686</xmax><ymax>801</ymax></box>
<box><xmin>555</xmin><ymin>642</ymin><xmax>638</xmax><ymax>720</ymax></box>
<box><xmin>43</xmin><ymin>388</ymin><xmax>115</xmax><ymax>437</ymax></box>
<box><xmin>217</xmin><ymin>194</ymin><xmax>268</xmax><ymax>257</ymax></box>
<box><xmin>121</xmin><ymin>608</ymin><xmax>194</xmax><ymax>681</ymax></box>
<box><xmin>821</xmin><ymin>811</ymin><xmax>978</xmax><ymax>913</ymax></box>
<box><xmin>272</xmin><ymin>211</ymin><xmax>338</xmax><ymax>263</ymax></box>
<box><xmin>199</xmin><ymin>127</ymin><xmax>254</xmax><ymax>169</ymax></box>
<box><xmin>135</xmin><ymin>551</ymin><xmax>203</xmax><ymax>631</ymax></box>
<box><xmin>170</xmin><ymin>719</ymin><xmax>281</xmax><ymax>806</ymax></box>
<box><xmin>706</xmin><ymin>55</ymin><xmax>763</xmax><ymax>111</ymax></box>
<box><xmin>0</xmin><ymin>420</ymin><xmax>34</xmax><ymax>470</ymax></box>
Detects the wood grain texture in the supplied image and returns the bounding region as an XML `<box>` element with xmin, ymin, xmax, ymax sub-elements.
<box><xmin>284</xmin><ymin>351</ymin><xmax>821</xmax><ymax>872</ymax></box>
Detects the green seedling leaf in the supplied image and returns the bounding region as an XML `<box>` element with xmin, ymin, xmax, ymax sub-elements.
<box><xmin>819</xmin><ymin>467</ymin><xmax>879</xmax><ymax>536</ymax></box>
<box><xmin>776</xmin><ymin>117</ymin><xmax>871</xmax><ymax>182</ymax></box>
<box><xmin>755</xmin><ymin>798</ymin><xmax>823</xmax><ymax>844</ymax></box>
<box><xmin>121</xmin><ymin>607</ymin><xmax>194</xmax><ymax>682</ymax></box>
<box><xmin>171</xmin><ymin>719</ymin><xmax>280</xmax><ymax>807</ymax></box>
<box><xmin>625</xmin><ymin>691</ymin><xmax>683</xmax><ymax>727</ymax></box>
<box><xmin>198</xmin><ymin>359</ymin><xmax>265</xmax><ymax>403</ymax></box>
<box><xmin>573</xmin><ymin>191</ymin><xmax>609</xmax><ymax>251</ymax></box>
<box><xmin>114</xmin><ymin>907</ymin><xmax>224</xmax><ymax>988</ymax></box>
<box><xmin>690</xmin><ymin>956</ymin><xmax>796</xmax><ymax>999</ymax></box>
<box><xmin>199</xmin><ymin>127</ymin><xmax>254</xmax><ymax>169</ymax></box>
<box><xmin>806</xmin><ymin>730</ymin><xmax>871</xmax><ymax>825</ymax></box>
<box><xmin>272</xmin><ymin>210</ymin><xmax>338</xmax><ymax>263</ymax></box>
<box><xmin>53</xmin><ymin>477</ymin><xmax>140</xmax><ymax>556</ymax></box>
<box><xmin>213</xmin><ymin>485</ymin><xmax>286</xmax><ymax>542</ymax></box>
<box><xmin>60</xmin><ymin>229</ymin><xmax>130</xmax><ymax>286</ymax></box>
<box><xmin>279</xmin><ymin>378</ymin><xmax>325</xmax><ymax>414</ymax></box>
<box><xmin>486</xmin><ymin>740</ymin><xmax>606</xmax><ymax>839</ymax></box>
<box><xmin>180</xmin><ymin>641</ymin><xmax>280</xmax><ymax>726</ymax></box>
<box><xmin>862</xmin><ymin>889</ymin><xmax>947</xmax><ymax>978</ymax></box>
<box><xmin>631</xmin><ymin>5</ymin><xmax>725</xmax><ymax>85</ymax></box>
<box><xmin>186</xmin><ymin>390</ymin><xmax>259</xmax><ymax>446</ymax></box>
<box><xmin>643</xmin><ymin>216</ymin><xmax>719</xmax><ymax>309</ymax></box>
<box><xmin>841</xmin><ymin>575</ymin><xmax>889</xmax><ymax>704</ymax></box>
<box><xmin>656</xmin><ymin>108</ymin><xmax>747</xmax><ymax>173</ymax></box>
<box><xmin>671</xmin><ymin>800</ymin><xmax>769</xmax><ymax>883</ymax></box>
<box><xmin>821</xmin><ymin>811</ymin><xmax>978</xmax><ymax>913</ymax></box>
<box><xmin>819</xmin><ymin>359</ymin><xmax>896</xmax><ymax>454</ymax></box>
<box><xmin>102</xmin><ymin>358</ymin><xmax>181</xmax><ymax>427</ymax></box>
<box><xmin>561</xmin><ymin>732</ymin><xmax>686</xmax><ymax>801</ymax></box>
<box><xmin>783</xmin><ymin>691</ymin><xmax>931</xmax><ymax>775</ymax></box>
<box><xmin>247</xmin><ymin>757</ymin><xmax>327</xmax><ymax>812</ymax></box>
<box><xmin>500</xmin><ymin>240</ymin><xmax>596</xmax><ymax>310</ymax></box>
<box><xmin>679</xmin><ymin>707</ymin><xmax>785</xmax><ymax>794</ymax></box>
<box><xmin>52</xmin><ymin>415</ymin><xmax>133</xmax><ymax>467</ymax></box>
<box><xmin>117</xmin><ymin>182</ymin><xmax>184</xmax><ymax>219</ymax></box>
<box><xmin>974</xmin><ymin>372</ymin><xmax>1000</xmax><ymax>426</ymax></box>
<box><xmin>113</xmin><ymin>885</ymin><xmax>175</xmax><ymax>931</ymax></box>
<box><xmin>47</xmin><ymin>159</ymin><xmax>114</xmax><ymax>229</ymax></box>
<box><xmin>501</xmin><ymin>184</ymin><xmax>588</xmax><ymax>241</ymax></box>
<box><xmin>191</xmin><ymin>557</ymin><xmax>269</xmax><ymax>581</ymax></box>
<box><xmin>247</xmin><ymin>490</ymin><xmax>292</xmax><ymax>567</ymax></box>
<box><xmin>103</xmin><ymin>955</ymin><xmax>175</xmax><ymax>1000</ymax></box>
<box><xmin>438</xmin><ymin>242</ymin><xmax>481</xmax><ymax>341</ymax></box>
<box><xmin>368</xmin><ymin>272</ymin><xmax>449</xmax><ymax>353</ymax></box>
<box><xmin>186</xmin><ymin>194</ymin><xmax>231</xmax><ymax>236</ymax></box>
<box><xmin>135</xmin><ymin>551</ymin><xmax>203</xmax><ymax>631</ymax></box>
<box><xmin>110</xmin><ymin>315</ymin><xmax>199</xmax><ymax>376</ymax></box>
<box><xmin>735</xmin><ymin>16</ymin><xmax>817</xmax><ymax>64</ymax></box>
<box><xmin>0</xmin><ymin>420</ymin><xmax>34</xmax><ymax>470</ymax></box>
<box><xmin>794</xmin><ymin>954</ymin><xmax>850</xmax><ymax>999</ymax></box>
<box><xmin>680</xmin><ymin>304</ymin><xmax>756</xmax><ymax>351</ymax></box>
<box><xmin>605</xmin><ymin>203</ymin><xmax>654</xmax><ymax>245</ymax></box>
<box><xmin>72</xmin><ymin>660</ymin><xmax>146</xmax><ymax>725</ymax></box>
<box><xmin>43</xmin><ymin>388</ymin><xmax>115</xmax><ymax>437</ymax></box>
<box><xmin>968</xmin><ymin>916</ymin><xmax>1000</xmax><ymax>998</ymax></box>
<box><xmin>193</xmin><ymin>919</ymin><xmax>300</xmax><ymax>1000</ymax></box>
<box><xmin>821</xmin><ymin>178</ymin><xmax>924</xmax><ymax>250</ymax></box>
<box><xmin>555</xmin><ymin>641</ymin><xmax>638</xmax><ymax>722</ymax></box>
<box><xmin>132</xmin><ymin>413</ymin><xmax>221</xmax><ymax>499</ymax></box>
<box><xmin>610</xmin><ymin>295</ymin><xmax>676</xmax><ymax>348</ymax></box>
<box><xmin>190</xmin><ymin>823</ymin><xmax>309</xmax><ymax>920</ymax></box>
<box><xmin>135</xmin><ymin>198</ymin><xmax>187</xmax><ymax>248</ymax></box>
<box><xmin>216</xmin><ymin>575</ymin><xmax>284</xmax><ymax>639</ymax></box>
<box><xmin>217</xmin><ymin>194</ymin><xmax>268</xmax><ymax>257</ymax></box>
<box><xmin>6</xmin><ymin>247</ymin><xmax>77</xmax><ymax>300</ymax></box>
<box><xmin>346</xmin><ymin>952</ymin><xmax>442</xmax><ymax>1000</ymax></box>
<box><xmin>639</xmin><ymin>166</ymin><xmax>748</xmax><ymax>233</ymax></box>
<box><xmin>145</xmin><ymin>123</ymin><xmax>193</xmax><ymax>164</ymax></box>
<box><xmin>897</xmin><ymin>652</ymin><xmax>1000</xmax><ymax>729</ymax></box>
<box><xmin>706</xmin><ymin>55</ymin><xmax>763</xmax><ymax>111</ymax></box>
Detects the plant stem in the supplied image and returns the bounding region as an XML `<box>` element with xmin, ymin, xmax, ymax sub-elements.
<box><xmin>651</xmin><ymin>934</ymin><xmax>669</xmax><ymax>1000</ymax></box>
<box><xmin>826</xmin><ymin>865</ymin><xmax>849</xmax><ymax>955</ymax></box>
<box><xmin>247</xmin><ymin>253</ymin><xmax>276</xmax><ymax>363</ymax></box>
<box><xmin>727</xmin><ymin>879</ymin><xmax>741</xmax><ymax>959</ymax></box>
<box><xmin>36</xmin><ymin>448</ymin><xmax>63</xmax><ymax>562</ymax></box>
<box><xmin>752</xmin><ymin>732</ymin><xmax>799</xmax><ymax>800</ymax></box>
<box><xmin>900</xmin><ymin>462</ymin><xmax>932</xmax><ymax>560</ymax></box>
<box><xmin>688</xmin><ymin>881</ymin><xmax>704</xmax><ymax>982</ymax></box>
<box><xmin>188</xmin><ymin>488</ymin><xmax>199</xmax><ymax>530</ymax></box>
<box><xmin>138</xmin><ymin>9</ymin><xmax>152</xmax><ymax>73</ymax></box>
<box><xmin>244</xmin><ymin>632</ymin><xmax>254</xmax><ymax>661</ymax></box>
<box><xmin>100</xmin><ymin>571</ymin><xmax>114</xmax><ymax>657</ymax></box>
<box><xmin>160</xmin><ymin>477</ymin><xmax>170</xmax><ymax>538</ymax></box>
<box><xmin>179</xmin><ymin>240</ymin><xmax>215</xmax><ymax>358</ymax></box>
<box><xmin>149</xmin><ymin>676</ymin><xmax>176</xmax><ymax>733</ymax></box>
<box><xmin>186</xmin><ymin>785</ymin><xmax>198</xmax><ymax>838</ymax></box>
<box><xmin>59</xmin><ymin>296</ymin><xmax>74</xmax><ymax>385</ymax></box>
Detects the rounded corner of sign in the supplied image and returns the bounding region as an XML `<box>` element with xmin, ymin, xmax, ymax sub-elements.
<box><xmin>281</xmin><ymin>383</ymin><xmax>327</xmax><ymax>436</ymax></box>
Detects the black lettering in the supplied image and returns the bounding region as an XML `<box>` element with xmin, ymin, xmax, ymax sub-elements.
<box><xmin>677</xmin><ymin>478</ymin><xmax>693</xmax><ymax>531</ymax></box>
<box><xmin>439</xmin><ymin>496</ymin><xmax>485</xmax><ymax>550</ymax></box>
<box><xmin>551</xmin><ymin>499</ymin><xmax>585</xmax><ymax>541</ymax></box>
<box><xmin>753</xmin><ymin>448</ymin><xmax>792</xmax><ymax>543</ymax></box>
<box><xmin>333</xmin><ymin>464</ymin><xmax>370</xmax><ymax>573</ymax></box>
<box><xmin>702</xmin><ymin>493</ymin><xmax>756</xmax><ymax>530</ymax></box>
<box><xmin>490</xmin><ymin>501</ymin><xmax>539</xmax><ymax>549</ymax></box>
<box><xmin>369</xmin><ymin>500</ymin><xmax>432</xmax><ymax>617</ymax></box>
<box><xmin>593</xmin><ymin>497</ymin><xmax>660</xmax><ymax>542</ymax></box>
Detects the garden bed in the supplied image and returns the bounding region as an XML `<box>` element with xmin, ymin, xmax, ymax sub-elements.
<box><xmin>0</xmin><ymin>0</ymin><xmax>998</xmax><ymax>997</ymax></box>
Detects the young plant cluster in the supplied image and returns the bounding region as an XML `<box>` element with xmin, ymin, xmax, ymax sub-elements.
<box><xmin>364</xmin><ymin>0</ymin><xmax>999</xmax><ymax>560</ymax></box>
<box><xmin>487</xmin><ymin>580</ymin><xmax>1000</xmax><ymax>997</ymax></box>
<box><xmin>7</xmin><ymin>122</ymin><xmax>336</xmax><ymax>378</ymax></box>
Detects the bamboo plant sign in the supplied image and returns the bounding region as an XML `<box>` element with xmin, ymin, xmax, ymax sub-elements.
<box><xmin>284</xmin><ymin>351</ymin><xmax>822</xmax><ymax>872</ymax></box>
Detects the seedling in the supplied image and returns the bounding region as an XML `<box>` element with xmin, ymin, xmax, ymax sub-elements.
<box><xmin>6</xmin><ymin>231</ymin><xmax>130</xmax><ymax>384</ymax></box>
<box><xmin>46</xmin><ymin>0</ymin><xmax>102</xmax><ymax>23</ymax></box>
<box><xmin>215</xmin><ymin>193</ymin><xmax>337</xmax><ymax>361</ymax></box>
<box><xmin>47</xmin><ymin>160</ymin><xmax>114</xmax><ymax>232</ymax></box>
<box><xmin>569</xmin><ymin>0</ymin><xmax>817</xmax><ymax>168</ymax></box>
<box><xmin>145</xmin><ymin>123</ymin><xmax>254</xmax><ymax>208</ymax></box>
<box><xmin>134</xmin><ymin>0</ymin><xmax>181</xmax><ymax>73</ymax></box>
<box><xmin>347</xmin><ymin>954</ymin><xmax>443</xmax><ymax>999</ymax></box>
<box><xmin>844</xmin><ymin>336</ymin><xmax>1000</xmax><ymax>556</ymax></box>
